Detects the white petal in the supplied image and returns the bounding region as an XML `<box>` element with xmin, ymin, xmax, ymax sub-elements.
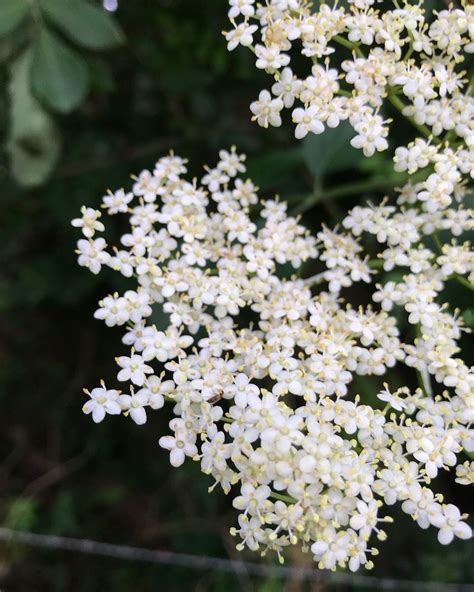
<box><xmin>92</xmin><ymin>406</ymin><xmax>106</xmax><ymax>423</ymax></box>
<box><xmin>311</xmin><ymin>540</ymin><xmax>328</xmax><ymax>556</ymax></box>
<box><xmin>105</xmin><ymin>401</ymin><xmax>122</xmax><ymax>415</ymax></box>
<box><xmin>454</xmin><ymin>522</ymin><xmax>472</xmax><ymax>540</ymax></box>
<box><xmin>350</xmin><ymin>515</ymin><xmax>366</xmax><ymax>530</ymax></box>
<box><xmin>130</xmin><ymin>407</ymin><xmax>147</xmax><ymax>425</ymax></box>
<box><xmin>299</xmin><ymin>455</ymin><xmax>316</xmax><ymax>473</ymax></box>
<box><xmin>170</xmin><ymin>448</ymin><xmax>185</xmax><ymax>467</ymax></box>
<box><xmin>438</xmin><ymin>528</ymin><xmax>454</xmax><ymax>545</ymax></box>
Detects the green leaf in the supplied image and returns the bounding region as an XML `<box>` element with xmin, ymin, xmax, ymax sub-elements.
<box><xmin>0</xmin><ymin>0</ymin><xmax>29</xmax><ymax>37</ymax></box>
<box><xmin>7</xmin><ymin>50</ymin><xmax>61</xmax><ymax>187</ymax></box>
<box><xmin>31</xmin><ymin>27</ymin><xmax>90</xmax><ymax>113</ymax></box>
<box><xmin>40</xmin><ymin>0</ymin><xmax>124</xmax><ymax>49</ymax></box>
<box><xmin>302</xmin><ymin>120</ymin><xmax>363</xmax><ymax>179</ymax></box>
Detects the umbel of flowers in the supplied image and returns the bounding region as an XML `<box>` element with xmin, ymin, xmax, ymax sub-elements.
<box><xmin>73</xmin><ymin>0</ymin><xmax>473</xmax><ymax>574</ymax></box>
<box><xmin>74</xmin><ymin>140</ymin><xmax>472</xmax><ymax>570</ymax></box>
<box><xmin>225</xmin><ymin>0</ymin><xmax>473</xmax><ymax>167</ymax></box>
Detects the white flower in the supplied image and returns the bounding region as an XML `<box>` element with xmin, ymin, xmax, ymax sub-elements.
<box><xmin>255</xmin><ymin>44</ymin><xmax>290</xmax><ymax>70</ymax></box>
<box><xmin>271</xmin><ymin>67</ymin><xmax>302</xmax><ymax>108</ymax></box>
<box><xmin>349</xmin><ymin>500</ymin><xmax>380</xmax><ymax>536</ymax></box>
<box><xmin>76</xmin><ymin>238</ymin><xmax>110</xmax><ymax>274</ymax></box>
<box><xmin>350</xmin><ymin>114</ymin><xmax>389</xmax><ymax>157</ymax></box>
<box><xmin>118</xmin><ymin>389</ymin><xmax>149</xmax><ymax>425</ymax></box>
<box><xmin>116</xmin><ymin>353</ymin><xmax>153</xmax><ymax>386</ymax></box>
<box><xmin>250</xmin><ymin>90</ymin><xmax>284</xmax><ymax>127</ymax></box>
<box><xmin>228</xmin><ymin>0</ymin><xmax>255</xmax><ymax>19</ymax></box>
<box><xmin>225</xmin><ymin>373</ymin><xmax>259</xmax><ymax>407</ymax></box>
<box><xmin>102</xmin><ymin>188</ymin><xmax>133</xmax><ymax>214</ymax></box>
<box><xmin>202</xmin><ymin>167</ymin><xmax>230</xmax><ymax>192</ymax></box>
<box><xmin>71</xmin><ymin>206</ymin><xmax>104</xmax><ymax>238</ymax></box>
<box><xmin>377</xmin><ymin>385</ymin><xmax>407</xmax><ymax>411</ymax></box>
<box><xmin>430</xmin><ymin>504</ymin><xmax>472</xmax><ymax>545</ymax></box>
<box><xmin>233</xmin><ymin>483</ymin><xmax>271</xmax><ymax>516</ymax></box>
<box><xmin>218</xmin><ymin>147</ymin><xmax>247</xmax><ymax>177</ymax></box>
<box><xmin>159</xmin><ymin>426</ymin><xmax>198</xmax><ymax>467</ymax></box>
<box><xmin>292</xmin><ymin>105</ymin><xmax>324</xmax><ymax>139</ymax></box>
<box><xmin>109</xmin><ymin>249</ymin><xmax>135</xmax><ymax>277</ymax></box>
<box><xmin>225</xmin><ymin>23</ymin><xmax>258</xmax><ymax>51</ymax></box>
<box><xmin>83</xmin><ymin>385</ymin><xmax>121</xmax><ymax>423</ymax></box>
<box><xmin>141</xmin><ymin>328</ymin><xmax>174</xmax><ymax>362</ymax></box>
<box><xmin>139</xmin><ymin>376</ymin><xmax>174</xmax><ymax>409</ymax></box>
<box><xmin>94</xmin><ymin>294</ymin><xmax>129</xmax><ymax>327</ymax></box>
<box><xmin>121</xmin><ymin>227</ymin><xmax>154</xmax><ymax>257</ymax></box>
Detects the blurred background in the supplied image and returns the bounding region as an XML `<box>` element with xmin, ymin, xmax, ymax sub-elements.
<box><xmin>0</xmin><ymin>0</ymin><xmax>472</xmax><ymax>590</ymax></box>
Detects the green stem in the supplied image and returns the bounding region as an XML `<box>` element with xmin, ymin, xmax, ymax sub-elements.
<box><xmin>432</xmin><ymin>232</ymin><xmax>443</xmax><ymax>253</ymax></box>
<box><xmin>337</xmin><ymin>88</ymin><xmax>352</xmax><ymax>98</ymax></box>
<box><xmin>453</xmin><ymin>275</ymin><xmax>474</xmax><ymax>291</ymax></box>
<box><xmin>368</xmin><ymin>259</ymin><xmax>384</xmax><ymax>269</ymax></box>
<box><xmin>332</xmin><ymin>34</ymin><xmax>357</xmax><ymax>51</ymax></box>
<box><xmin>292</xmin><ymin>174</ymin><xmax>406</xmax><ymax>215</ymax></box>
<box><xmin>270</xmin><ymin>492</ymin><xmax>297</xmax><ymax>504</ymax></box>
<box><xmin>403</xmin><ymin>31</ymin><xmax>415</xmax><ymax>61</ymax></box>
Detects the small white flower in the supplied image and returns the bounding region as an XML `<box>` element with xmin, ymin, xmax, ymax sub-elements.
<box><xmin>76</xmin><ymin>238</ymin><xmax>110</xmax><ymax>275</ymax></box>
<box><xmin>225</xmin><ymin>373</ymin><xmax>259</xmax><ymax>407</ymax></box>
<box><xmin>118</xmin><ymin>389</ymin><xmax>149</xmax><ymax>425</ymax></box>
<box><xmin>292</xmin><ymin>105</ymin><xmax>324</xmax><ymax>139</ymax></box>
<box><xmin>377</xmin><ymin>385</ymin><xmax>407</xmax><ymax>411</ymax></box>
<box><xmin>83</xmin><ymin>385</ymin><xmax>121</xmax><ymax>423</ymax></box>
<box><xmin>250</xmin><ymin>90</ymin><xmax>284</xmax><ymax>127</ymax></box>
<box><xmin>102</xmin><ymin>188</ymin><xmax>133</xmax><ymax>214</ymax></box>
<box><xmin>350</xmin><ymin>114</ymin><xmax>389</xmax><ymax>157</ymax></box>
<box><xmin>116</xmin><ymin>353</ymin><xmax>153</xmax><ymax>386</ymax></box>
<box><xmin>430</xmin><ymin>504</ymin><xmax>472</xmax><ymax>545</ymax></box>
<box><xmin>225</xmin><ymin>22</ymin><xmax>258</xmax><ymax>51</ymax></box>
<box><xmin>271</xmin><ymin>68</ymin><xmax>302</xmax><ymax>108</ymax></box>
<box><xmin>228</xmin><ymin>0</ymin><xmax>255</xmax><ymax>19</ymax></box>
<box><xmin>255</xmin><ymin>44</ymin><xmax>290</xmax><ymax>70</ymax></box>
<box><xmin>71</xmin><ymin>206</ymin><xmax>105</xmax><ymax>238</ymax></box>
<box><xmin>159</xmin><ymin>428</ymin><xmax>198</xmax><ymax>467</ymax></box>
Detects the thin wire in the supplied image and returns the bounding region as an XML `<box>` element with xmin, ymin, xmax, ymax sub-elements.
<box><xmin>0</xmin><ymin>528</ymin><xmax>472</xmax><ymax>591</ymax></box>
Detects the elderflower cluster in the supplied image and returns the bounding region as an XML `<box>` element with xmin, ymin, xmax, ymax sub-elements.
<box><xmin>73</xmin><ymin>144</ymin><xmax>473</xmax><ymax>571</ymax></box>
<box><xmin>224</xmin><ymin>0</ymin><xmax>473</xmax><ymax>157</ymax></box>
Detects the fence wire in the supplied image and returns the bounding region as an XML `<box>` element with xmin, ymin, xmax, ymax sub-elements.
<box><xmin>0</xmin><ymin>527</ymin><xmax>472</xmax><ymax>591</ymax></box>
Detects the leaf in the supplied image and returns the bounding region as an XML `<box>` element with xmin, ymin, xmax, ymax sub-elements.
<box><xmin>40</xmin><ymin>0</ymin><xmax>124</xmax><ymax>49</ymax></box>
<box><xmin>302</xmin><ymin>120</ymin><xmax>363</xmax><ymax>179</ymax></box>
<box><xmin>7</xmin><ymin>50</ymin><xmax>61</xmax><ymax>187</ymax></box>
<box><xmin>31</xmin><ymin>27</ymin><xmax>90</xmax><ymax>113</ymax></box>
<box><xmin>0</xmin><ymin>0</ymin><xmax>29</xmax><ymax>37</ymax></box>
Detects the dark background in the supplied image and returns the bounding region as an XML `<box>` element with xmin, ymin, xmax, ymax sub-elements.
<box><xmin>0</xmin><ymin>1</ymin><xmax>472</xmax><ymax>590</ymax></box>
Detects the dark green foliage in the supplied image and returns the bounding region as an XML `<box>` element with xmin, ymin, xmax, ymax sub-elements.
<box><xmin>1</xmin><ymin>0</ymin><xmax>124</xmax><ymax>186</ymax></box>
<box><xmin>31</xmin><ymin>27</ymin><xmax>90</xmax><ymax>113</ymax></box>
